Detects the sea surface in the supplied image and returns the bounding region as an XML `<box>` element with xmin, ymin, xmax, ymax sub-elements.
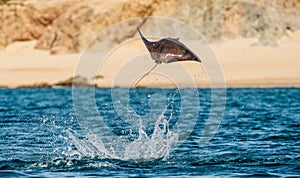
<box><xmin>0</xmin><ymin>87</ymin><xmax>299</xmax><ymax>177</ymax></box>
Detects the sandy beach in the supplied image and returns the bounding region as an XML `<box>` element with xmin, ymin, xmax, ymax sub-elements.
<box><xmin>0</xmin><ymin>30</ymin><xmax>299</xmax><ymax>88</ymax></box>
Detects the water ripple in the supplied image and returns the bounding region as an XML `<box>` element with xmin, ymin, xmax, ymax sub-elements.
<box><xmin>0</xmin><ymin>88</ymin><xmax>299</xmax><ymax>177</ymax></box>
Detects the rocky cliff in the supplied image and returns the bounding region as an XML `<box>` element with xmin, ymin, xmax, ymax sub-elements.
<box><xmin>1</xmin><ymin>0</ymin><xmax>299</xmax><ymax>53</ymax></box>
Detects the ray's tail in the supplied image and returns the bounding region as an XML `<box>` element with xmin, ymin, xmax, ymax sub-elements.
<box><xmin>134</xmin><ymin>63</ymin><xmax>158</xmax><ymax>87</ymax></box>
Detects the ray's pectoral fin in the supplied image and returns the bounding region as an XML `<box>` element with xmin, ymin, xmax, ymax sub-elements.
<box><xmin>193</xmin><ymin>55</ymin><xmax>201</xmax><ymax>62</ymax></box>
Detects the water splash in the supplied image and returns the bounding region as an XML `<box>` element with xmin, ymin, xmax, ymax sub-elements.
<box><xmin>64</xmin><ymin>109</ymin><xmax>178</xmax><ymax>162</ymax></box>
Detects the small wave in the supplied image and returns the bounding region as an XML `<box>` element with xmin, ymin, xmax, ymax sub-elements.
<box><xmin>0</xmin><ymin>159</ymin><xmax>33</xmax><ymax>170</ymax></box>
<box><xmin>27</xmin><ymin>157</ymin><xmax>116</xmax><ymax>171</ymax></box>
<box><xmin>0</xmin><ymin>170</ymin><xmax>31</xmax><ymax>177</ymax></box>
<box><xmin>231</xmin><ymin>173</ymin><xmax>282</xmax><ymax>177</ymax></box>
<box><xmin>259</xmin><ymin>135</ymin><xmax>297</xmax><ymax>141</ymax></box>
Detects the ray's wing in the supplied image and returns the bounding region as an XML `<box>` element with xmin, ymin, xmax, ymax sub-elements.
<box><xmin>160</xmin><ymin>39</ymin><xmax>201</xmax><ymax>63</ymax></box>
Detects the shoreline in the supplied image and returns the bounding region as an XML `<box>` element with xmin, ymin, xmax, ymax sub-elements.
<box><xmin>1</xmin><ymin>31</ymin><xmax>300</xmax><ymax>89</ymax></box>
<box><xmin>1</xmin><ymin>84</ymin><xmax>300</xmax><ymax>89</ymax></box>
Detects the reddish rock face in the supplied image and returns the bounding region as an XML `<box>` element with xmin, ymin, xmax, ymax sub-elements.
<box><xmin>0</xmin><ymin>0</ymin><xmax>299</xmax><ymax>53</ymax></box>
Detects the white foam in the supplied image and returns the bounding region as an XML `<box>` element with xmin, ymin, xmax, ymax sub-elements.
<box><xmin>65</xmin><ymin>109</ymin><xmax>178</xmax><ymax>162</ymax></box>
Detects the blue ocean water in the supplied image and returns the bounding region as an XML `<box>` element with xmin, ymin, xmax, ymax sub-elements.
<box><xmin>0</xmin><ymin>88</ymin><xmax>299</xmax><ymax>177</ymax></box>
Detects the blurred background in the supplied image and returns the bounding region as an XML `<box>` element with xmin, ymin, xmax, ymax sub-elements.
<box><xmin>0</xmin><ymin>0</ymin><xmax>299</xmax><ymax>87</ymax></box>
